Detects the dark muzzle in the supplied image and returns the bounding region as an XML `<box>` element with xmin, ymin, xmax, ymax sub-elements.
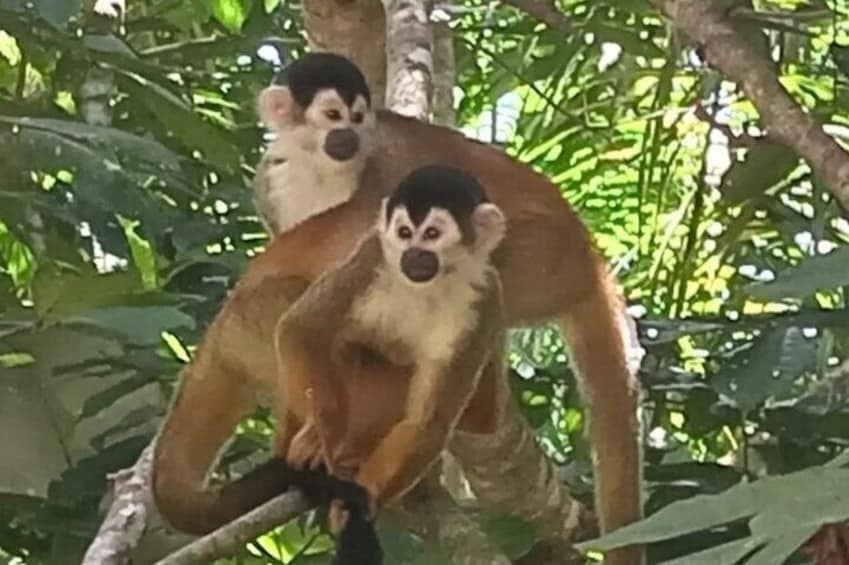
<box><xmin>401</xmin><ymin>248</ymin><xmax>439</xmax><ymax>283</ymax></box>
<box><xmin>324</xmin><ymin>128</ymin><xmax>360</xmax><ymax>161</ymax></box>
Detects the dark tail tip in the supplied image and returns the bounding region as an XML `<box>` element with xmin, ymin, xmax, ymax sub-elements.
<box><xmin>331</xmin><ymin>506</ymin><xmax>383</xmax><ymax>565</ymax></box>
<box><xmin>283</xmin><ymin>465</ymin><xmax>383</xmax><ymax>565</ymax></box>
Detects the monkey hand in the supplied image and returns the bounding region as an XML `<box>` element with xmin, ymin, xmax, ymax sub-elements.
<box><xmin>286</xmin><ymin>421</ymin><xmax>325</xmax><ymax>470</ymax></box>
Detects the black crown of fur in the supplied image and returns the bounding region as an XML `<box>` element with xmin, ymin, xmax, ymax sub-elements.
<box><xmin>274</xmin><ymin>52</ymin><xmax>371</xmax><ymax>109</ymax></box>
<box><xmin>387</xmin><ymin>165</ymin><xmax>489</xmax><ymax>226</ymax></box>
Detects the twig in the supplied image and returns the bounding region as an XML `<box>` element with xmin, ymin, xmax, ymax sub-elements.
<box><xmin>81</xmin><ymin>445</ymin><xmax>154</xmax><ymax>565</ymax></box>
<box><xmin>651</xmin><ymin>0</ymin><xmax>849</xmax><ymax>211</ymax></box>
<box><xmin>498</xmin><ymin>0</ymin><xmax>570</xmax><ymax>30</ymax></box>
<box><xmin>154</xmin><ymin>492</ymin><xmax>310</xmax><ymax>565</ymax></box>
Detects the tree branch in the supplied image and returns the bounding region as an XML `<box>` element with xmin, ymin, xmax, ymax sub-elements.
<box><xmin>390</xmin><ymin>471</ymin><xmax>512</xmax><ymax>565</ymax></box>
<box><xmin>498</xmin><ymin>0</ymin><xmax>570</xmax><ymax>31</ymax></box>
<box><xmin>385</xmin><ymin>0</ymin><xmax>434</xmax><ymax>118</ymax></box>
<box><xmin>153</xmin><ymin>492</ymin><xmax>310</xmax><ymax>565</ymax></box>
<box><xmin>450</xmin><ymin>376</ymin><xmax>594</xmax><ymax>565</ymax></box>
<box><xmin>81</xmin><ymin>445</ymin><xmax>154</xmax><ymax>565</ymax></box>
<box><xmin>651</xmin><ymin>0</ymin><xmax>849</xmax><ymax>211</ymax></box>
<box><xmin>431</xmin><ymin>16</ymin><xmax>456</xmax><ymax>128</ymax></box>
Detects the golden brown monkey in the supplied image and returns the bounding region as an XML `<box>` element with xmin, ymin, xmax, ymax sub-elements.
<box><xmin>152</xmin><ymin>52</ymin><xmax>643</xmax><ymax>564</ymax></box>
<box><xmin>277</xmin><ymin>165</ymin><xmax>508</xmax><ymax>561</ymax></box>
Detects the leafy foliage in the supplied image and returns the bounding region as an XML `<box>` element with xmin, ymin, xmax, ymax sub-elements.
<box><xmin>1</xmin><ymin>0</ymin><xmax>848</xmax><ymax>563</ymax></box>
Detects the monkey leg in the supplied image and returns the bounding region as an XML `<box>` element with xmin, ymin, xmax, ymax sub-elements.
<box><xmin>559</xmin><ymin>283</ymin><xmax>644</xmax><ymax>565</ymax></box>
<box><xmin>353</xmin><ymin>363</ymin><xmax>492</xmax><ymax>514</ymax></box>
<box><xmin>275</xmin><ymin>323</ymin><xmax>350</xmax><ymax>475</ymax></box>
<box><xmin>354</xmin><ymin>419</ymin><xmax>438</xmax><ymax>515</ymax></box>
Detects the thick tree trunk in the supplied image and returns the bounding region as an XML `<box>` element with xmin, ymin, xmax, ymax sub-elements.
<box><xmin>384</xmin><ymin>0</ymin><xmax>433</xmax><ymax>118</ymax></box>
<box><xmin>431</xmin><ymin>20</ymin><xmax>456</xmax><ymax>128</ymax></box>
<box><xmin>303</xmin><ymin>0</ymin><xmax>387</xmax><ymax>108</ymax></box>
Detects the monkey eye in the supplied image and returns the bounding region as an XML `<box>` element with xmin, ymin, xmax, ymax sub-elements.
<box><xmin>397</xmin><ymin>226</ymin><xmax>413</xmax><ymax>240</ymax></box>
<box><xmin>423</xmin><ymin>226</ymin><xmax>441</xmax><ymax>240</ymax></box>
<box><xmin>325</xmin><ymin>109</ymin><xmax>342</xmax><ymax>121</ymax></box>
<box><xmin>351</xmin><ymin>112</ymin><xmax>364</xmax><ymax>124</ymax></box>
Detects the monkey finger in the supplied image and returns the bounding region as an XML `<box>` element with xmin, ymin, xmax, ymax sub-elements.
<box><xmin>287</xmin><ymin>426</ymin><xmax>322</xmax><ymax>468</ymax></box>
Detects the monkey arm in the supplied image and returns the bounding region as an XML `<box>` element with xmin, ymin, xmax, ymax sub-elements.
<box><xmin>355</xmin><ymin>276</ymin><xmax>506</xmax><ymax>511</ymax></box>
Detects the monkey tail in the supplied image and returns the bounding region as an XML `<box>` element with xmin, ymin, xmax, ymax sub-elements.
<box><xmin>331</xmin><ymin>507</ymin><xmax>383</xmax><ymax>565</ymax></box>
<box><xmin>289</xmin><ymin>467</ymin><xmax>383</xmax><ymax>565</ymax></box>
<box><xmin>155</xmin><ymin>453</ymin><xmax>382</xmax><ymax>564</ymax></box>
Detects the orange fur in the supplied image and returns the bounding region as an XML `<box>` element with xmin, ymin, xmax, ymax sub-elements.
<box><xmin>152</xmin><ymin>110</ymin><xmax>642</xmax><ymax>564</ymax></box>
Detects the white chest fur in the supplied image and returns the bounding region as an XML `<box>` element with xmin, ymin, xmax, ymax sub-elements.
<box><xmin>263</xmin><ymin>158</ymin><xmax>359</xmax><ymax>234</ymax></box>
<box><xmin>350</xmin><ymin>267</ymin><xmax>485</xmax><ymax>365</ymax></box>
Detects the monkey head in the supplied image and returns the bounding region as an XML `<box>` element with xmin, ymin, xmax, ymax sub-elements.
<box><xmin>256</xmin><ymin>52</ymin><xmax>375</xmax><ymax>170</ymax></box>
<box><xmin>378</xmin><ymin>165</ymin><xmax>506</xmax><ymax>285</ymax></box>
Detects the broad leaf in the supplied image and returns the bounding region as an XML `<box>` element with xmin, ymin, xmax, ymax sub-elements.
<box><xmin>746</xmin><ymin>247</ymin><xmax>849</xmax><ymax>300</ymax></box>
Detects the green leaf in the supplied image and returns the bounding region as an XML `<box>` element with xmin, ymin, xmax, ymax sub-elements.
<box><xmin>209</xmin><ymin>0</ymin><xmax>251</xmax><ymax>33</ymax></box>
<box><xmin>120</xmin><ymin>219</ymin><xmax>158</xmax><ymax>290</ymax></box>
<box><xmin>32</xmin><ymin>267</ymin><xmax>142</xmax><ymax>323</ymax></box>
<box><xmin>579</xmin><ymin>466</ymin><xmax>849</xmax><ymax>553</ymax></box>
<box><xmin>657</xmin><ymin>538</ymin><xmax>761</xmax><ymax>565</ymax></box>
<box><xmin>0</xmin><ymin>0</ymin><xmax>81</xmax><ymax>26</ymax></box>
<box><xmin>746</xmin><ymin>247</ymin><xmax>849</xmax><ymax>300</ymax></box>
<box><xmin>744</xmin><ymin>525</ymin><xmax>818</xmax><ymax>565</ymax></box>
<box><xmin>67</xmin><ymin>305</ymin><xmax>195</xmax><ymax>345</ymax></box>
<box><xmin>115</xmin><ymin>69</ymin><xmax>241</xmax><ymax>172</ymax></box>
<box><xmin>713</xmin><ymin>326</ymin><xmax>817</xmax><ymax>414</ymax></box>
<box><xmin>77</xmin><ymin>374</ymin><xmax>153</xmax><ymax>421</ymax></box>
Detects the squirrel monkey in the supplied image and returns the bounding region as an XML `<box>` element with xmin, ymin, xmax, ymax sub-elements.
<box><xmin>153</xmin><ymin>53</ymin><xmax>643</xmax><ymax>565</ymax></box>
<box><xmin>276</xmin><ymin>165</ymin><xmax>507</xmax><ymax>562</ymax></box>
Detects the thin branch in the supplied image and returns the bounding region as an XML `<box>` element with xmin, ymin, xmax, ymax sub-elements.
<box><xmin>153</xmin><ymin>492</ymin><xmax>310</xmax><ymax>565</ymax></box>
<box><xmin>651</xmin><ymin>0</ymin><xmax>849</xmax><ymax>211</ymax></box>
<box><xmin>81</xmin><ymin>445</ymin><xmax>154</xmax><ymax>565</ymax></box>
<box><xmin>498</xmin><ymin>0</ymin><xmax>570</xmax><ymax>31</ymax></box>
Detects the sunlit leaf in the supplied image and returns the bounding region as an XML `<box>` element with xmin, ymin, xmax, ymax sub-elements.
<box><xmin>209</xmin><ymin>0</ymin><xmax>250</xmax><ymax>32</ymax></box>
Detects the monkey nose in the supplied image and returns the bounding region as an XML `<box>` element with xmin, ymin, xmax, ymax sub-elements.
<box><xmin>324</xmin><ymin>128</ymin><xmax>360</xmax><ymax>161</ymax></box>
<box><xmin>401</xmin><ymin>248</ymin><xmax>439</xmax><ymax>283</ymax></box>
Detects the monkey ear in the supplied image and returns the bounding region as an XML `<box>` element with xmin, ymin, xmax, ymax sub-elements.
<box><xmin>257</xmin><ymin>85</ymin><xmax>295</xmax><ymax>130</ymax></box>
<box><xmin>472</xmin><ymin>203</ymin><xmax>506</xmax><ymax>255</ymax></box>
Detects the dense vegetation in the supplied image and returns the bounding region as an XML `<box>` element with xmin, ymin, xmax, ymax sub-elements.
<box><xmin>1</xmin><ymin>0</ymin><xmax>848</xmax><ymax>563</ymax></box>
